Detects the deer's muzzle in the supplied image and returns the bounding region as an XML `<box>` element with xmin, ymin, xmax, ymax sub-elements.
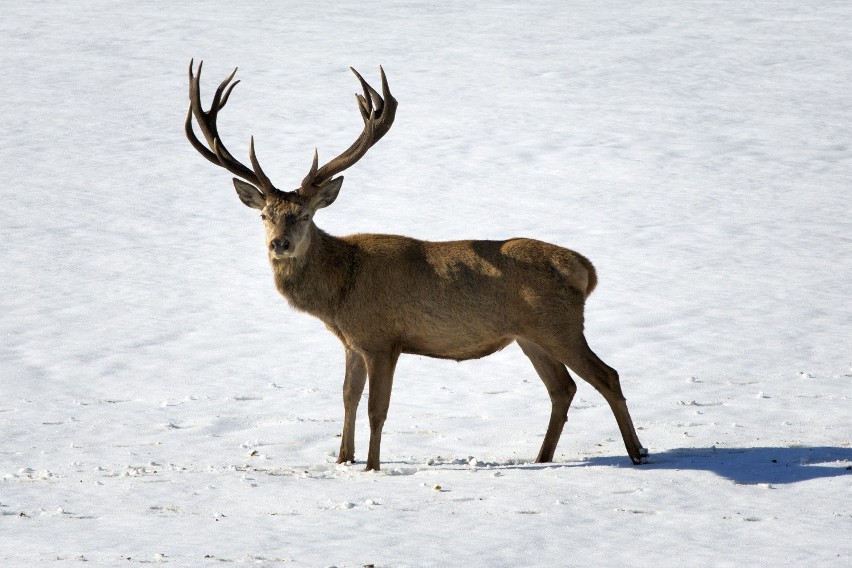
<box><xmin>269</xmin><ymin>238</ymin><xmax>292</xmax><ymax>256</ymax></box>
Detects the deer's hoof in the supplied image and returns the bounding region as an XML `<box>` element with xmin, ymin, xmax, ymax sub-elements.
<box><xmin>631</xmin><ymin>448</ymin><xmax>650</xmax><ymax>465</ymax></box>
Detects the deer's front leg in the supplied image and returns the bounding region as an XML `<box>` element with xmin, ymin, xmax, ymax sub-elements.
<box><xmin>362</xmin><ymin>349</ymin><xmax>400</xmax><ymax>471</ymax></box>
<box><xmin>338</xmin><ymin>348</ymin><xmax>367</xmax><ymax>464</ymax></box>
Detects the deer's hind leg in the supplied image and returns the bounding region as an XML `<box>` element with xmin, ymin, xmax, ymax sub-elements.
<box><xmin>541</xmin><ymin>332</ymin><xmax>647</xmax><ymax>464</ymax></box>
<box><xmin>517</xmin><ymin>338</ymin><xmax>578</xmax><ymax>463</ymax></box>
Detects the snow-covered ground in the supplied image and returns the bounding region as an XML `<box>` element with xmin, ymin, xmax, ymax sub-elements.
<box><xmin>2</xmin><ymin>1</ymin><xmax>850</xmax><ymax>566</ymax></box>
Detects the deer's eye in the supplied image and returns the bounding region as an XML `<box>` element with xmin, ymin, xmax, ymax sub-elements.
<box><xmin>300</xmin><ymin>215</ymin><xmax>310</xmax><ymax>223</ymax></box>
<box><xmin>260</xmin><ymin>213</ymin><xmax>270</xmax><ymax>221</ymax></box>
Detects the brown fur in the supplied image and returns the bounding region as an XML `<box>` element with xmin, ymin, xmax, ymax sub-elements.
<box><xmin>186</xmin><ymin>62</ymin><xmax>645</xmax><ymax>471</ymax></box>
<box><xmin>275</xmin><ymin>228</ymin><xmax>594</xmax><ymax>361</ymax></box>
<box><xmin>267</xmin><ymin>221</ymin><xmax>646</xmax><ymax>470</ymax></box>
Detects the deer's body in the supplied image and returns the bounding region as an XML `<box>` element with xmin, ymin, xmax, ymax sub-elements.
<box><xmin>185</xmin><ymin>61</ymin><xmax>647</xmax><ymax>470</ymax></box>
<box><xmin>274</xmin><ymin>229</ymin><xmax>595</xmax><ymax>362</ymax></box>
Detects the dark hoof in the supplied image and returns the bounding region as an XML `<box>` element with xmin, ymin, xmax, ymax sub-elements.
<box><xmin>631</xmin><ymin>448</ymin><xmax>650</xmax><ymax>465</ymax></box>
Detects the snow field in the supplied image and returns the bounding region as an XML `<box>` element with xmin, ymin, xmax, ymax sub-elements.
<box><xmin>1</xmin><ymin>1</ymin><xmax>851</xmax><ymax>566</ymax></box>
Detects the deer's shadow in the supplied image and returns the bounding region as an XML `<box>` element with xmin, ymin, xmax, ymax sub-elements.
<box><xmin>564</xmin><ymin>445</ymin><xmax>852</xmax><ymax>485</ymax></box>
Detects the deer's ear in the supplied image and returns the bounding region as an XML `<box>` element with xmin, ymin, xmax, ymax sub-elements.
<box><xmin>309</xmin><ymin>177</ymin><xmax>343</xmax><ymax>210</ymax></box>
<box><xmin>233</xmin><ymin>179</ymin><xmax>266</xmax><ymax>210</ymax></box>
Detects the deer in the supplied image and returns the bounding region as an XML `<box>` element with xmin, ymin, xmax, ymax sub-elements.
<box><xmin>184</xmin><ymin>60</ymin><xmax>648</xmax><ymax>471</ymax></box>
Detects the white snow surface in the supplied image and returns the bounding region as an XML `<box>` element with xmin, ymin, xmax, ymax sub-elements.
<box><xmin>2</xmin><ymin>1</ymin><xmax>851</xmax><ymax>566</ymax></box>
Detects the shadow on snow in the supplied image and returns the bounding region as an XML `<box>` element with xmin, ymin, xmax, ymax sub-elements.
<box><xmin>568</xmin><ymin>445</ymin><xmax>852</xmax><ymax>485</ymax></box>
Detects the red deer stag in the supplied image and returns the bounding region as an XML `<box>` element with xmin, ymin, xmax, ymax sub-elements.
<box><xmin>185</xmin><ymin>60</ymin><xmax>647</xmax><ymax>470</ymax></box>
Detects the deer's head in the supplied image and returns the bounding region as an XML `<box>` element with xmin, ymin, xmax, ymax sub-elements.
<box><xmin>185</xmin><ymin>61</ymin><xmax>396</xmax><ymax>260</ymax></box>
<box><xmin>235</xmin><ymin>178</ymin><xmax>342</xmax><ymax>260</ymax></box>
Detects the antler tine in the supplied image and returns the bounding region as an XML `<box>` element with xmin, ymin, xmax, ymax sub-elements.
<box><xmin>185</xmin><ymin>59</ymin><xmax>276</xmax><ymax>194</ymax></box>
<box><xmin>351</xmin><ymin>67</ymin><xmax>382</xmax><ymax>117</ymax></box>
<box><xmin>211</xmin><ymin>67</ymin><xmax>240</xmax><ymax>112</ymax></box>
<box><xmin>301</xmin><ymin>66</ymin><xmax>397</xmax><ymax>192</ymax></box>
<box><xmin>301</xmin><ymin>149</ymin><xmax>319</xmax><ymax>188</ymax></box>
<box><xmin>379</xmin><ymin>66</ymin><xmax>392</xmax><ymax>105</ymax></box>
<box><xmin>249</xmin><ymin>136</ymin><xmax>274</xmax><ymax>191</ymax></box>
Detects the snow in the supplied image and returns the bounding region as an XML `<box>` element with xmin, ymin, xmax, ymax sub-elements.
<box><xmin>2</xmin><ymin>1</ymin><xmax>850</xmax><ymax>566</ymax></box>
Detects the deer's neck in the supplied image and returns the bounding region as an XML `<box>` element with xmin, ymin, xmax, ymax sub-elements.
<box><xmin>270</xmin><ymin>226</ymin><xmax>356</xmax><ymax>323</ymax></box>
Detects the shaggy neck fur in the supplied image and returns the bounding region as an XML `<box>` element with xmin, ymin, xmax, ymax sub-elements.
<box><xmin>270</xmin><ymin>225</ymin><xmax>357</xmax><ymax>322</ymax></box>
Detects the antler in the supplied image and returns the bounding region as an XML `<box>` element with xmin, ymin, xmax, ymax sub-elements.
<box><xmin>300</xmin><ymin>66</ymin><xmax>397</xmax><ymax>193</ymax></box>
<box><xmin>185</xmin><ymin>59</ymin><xmax>277</xmax><ymax>195</ymax></box>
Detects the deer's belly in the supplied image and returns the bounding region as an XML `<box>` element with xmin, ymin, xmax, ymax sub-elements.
<box><xmin>402</xmin><ymin>335</ymin><xmax>514</xmax><ymax>362</ymax></box>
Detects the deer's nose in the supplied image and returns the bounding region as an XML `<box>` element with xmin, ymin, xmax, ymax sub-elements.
<box><xmin>269</xmin><ymin>238</ymin><xmax>291</xmax><ymax>254</ymax></box>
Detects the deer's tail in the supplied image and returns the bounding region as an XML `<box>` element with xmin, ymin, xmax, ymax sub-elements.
<box><xmin>577</xmin><ymin>253</ymin><xmax>598</xmax><ymax>298</ymax></box>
